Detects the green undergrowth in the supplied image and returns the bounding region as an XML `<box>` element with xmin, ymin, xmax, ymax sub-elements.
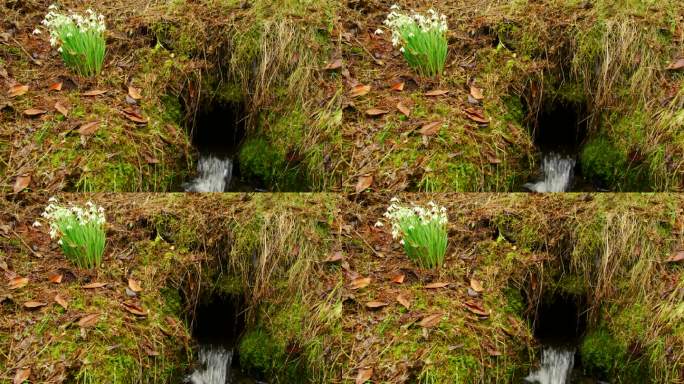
<box><xmin>2</xmin><ymin>195</ymin><xmax>683</xmax><ymax>382</ymax></box>
<box><xmin>493</xmin><ymin>0</ymin><xmax>684</xmax><ymax>191</ymax></box>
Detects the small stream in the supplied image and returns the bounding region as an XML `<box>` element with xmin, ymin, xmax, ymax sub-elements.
<box><xmin>183</xmin><ymin>154</ymin><xmax>234</xmax><ymax>192</ymax></box>
<box><xmin>185</xmin><ymin>344</ymin><xmax>263</xmax><ymax>384</ymax></box>
<box><xmin>185</xmin><ymin>293</ymin><xmax>264</xmax><ymax>384</ymax></box>
<box><xmin>523</xmin><ymin>152</ymin><xmax>576</xmax><ymax>193</ymax></box>
<box><xmin>525</xmin><ymin>345</ymin><xmax>575</xmax><ymax>384</ymax></box>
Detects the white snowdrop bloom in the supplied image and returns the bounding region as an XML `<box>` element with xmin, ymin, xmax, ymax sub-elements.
<box><xmin>374</xmin><ymin>221</ymin><xmax>384</xmax><ymax>227</ymax></box>
<box><xmin>32</xmin><ymin>28</ymin><xmax>42</xmax><ymax>35</ymax></box>
<box><xmin>32</xmin><ymin>221</ymin><xmax>42</xmax><ymax>227</ymax></box>
<box><xmin>374</xmin><ymin>29</ymin><xmax>384</xmax><ymax>35</ymax></box>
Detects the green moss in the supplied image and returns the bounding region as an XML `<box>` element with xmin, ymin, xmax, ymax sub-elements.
<box><xmin>239</xmin><ymin>328</ymin><xmax>291</xmax><ymax>380</ymax></box>
<box><xmin>580</xmin><ymin>137</ymin><xmax>627</xmax><ymax>186</ymax></box>
<box><xmin>504</xmin><ymin>287</ymin><xmax>525</xmax><ymax>314</ymax></box>
<box><xmin>238</xmin><ymin>136</ymin><xmax>304</xmax><ymax>190</ymax></box>
<box><xmin>580</xmin><ymin>328</ymin><xmax>627</xmax><ymax>378</ymax></box>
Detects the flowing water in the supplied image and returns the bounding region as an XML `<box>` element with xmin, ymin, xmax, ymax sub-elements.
<box><xmin>524</xmin><ymin>153</ymin><xmax>576</xmax><ymax>193</ymax></box>
<box><xmin>186</xmin><ymin>345</ymin><xmax>233</xmax><ymax>384</ymax></box>
<box><xmin>184</xmin><ymin>154</ymin><xmax>234</xmax><ymax>192</ymax></box>
<box><xmin>185</xmin><ymin>344</ymin><xmax>264</xmax><ymax>384</ymax></box>
<box><xmin>525</xmin><ymin>346</ymin><xmax>575</xmax><ymax>384</ymax></box>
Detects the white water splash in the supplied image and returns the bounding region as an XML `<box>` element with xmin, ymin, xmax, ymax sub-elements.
<box><xmin>525</xmin><ymin>346</ymin><xmax>575</xmax><ymax>384</ymax></box>
<box><xmin>184</xmin><ymin>155</ymin><xmax>233</xmax><ymax>192</ymax></box>
<box><xmin>186</xmin><ymin>345</ymin><xmax>233</xmax><ymax>384</ymax></box>
<box><xmin>524</xmin><ymin>153</ymin><xmax>576</xmax><ymax>193</ymax></box>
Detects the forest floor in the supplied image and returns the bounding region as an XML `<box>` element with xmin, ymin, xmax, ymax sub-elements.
<box><xmin>2</xmin><ymin>193</ymin><xmax>684</xmax><ymax>383</ymax></box>
<box><xmin>1</xmin><ymin>0</ymin><xmax>683</xmax><ymax>193</ymax></box>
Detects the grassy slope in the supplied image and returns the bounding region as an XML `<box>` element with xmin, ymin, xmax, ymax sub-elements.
<box><xmin>0</xmin><ymin>193</ymin><xmax>335</xmax><ymax>383</ymax></box>
<box><xmin>1</xmin><ymin>194</ymin><xmax>683</xmax><ymax>383</ymax></box>
<box><xmin>2</xmin><ymin>0</ymin><xmax>682</xmax><ymax>193</ymax></box>
<box><xmin>168</xmin><ymin>194</ymin><xmax>683</xmax><ymax>383</ymax></box>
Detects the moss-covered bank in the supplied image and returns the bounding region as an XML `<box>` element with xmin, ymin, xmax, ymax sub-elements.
<box><xmin>2</xmin><ymin>0</ymin><xmax>683</xmax><ymax>192</ymax></box>
<box><xmin>3</xmin><ymin>194</ymin><xmax>682</xmax><ymax>382</ymax></box>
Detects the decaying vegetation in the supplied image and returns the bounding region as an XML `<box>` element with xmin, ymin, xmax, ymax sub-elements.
<box><xmin>2</xmin><ymin>193</ymin><xmax>683</xmax><ymax>383</ymax></box>
<box><xmin>1</xmin><ymin>0</ymin><xmax>683</xmax><ymax>192</ymax></box>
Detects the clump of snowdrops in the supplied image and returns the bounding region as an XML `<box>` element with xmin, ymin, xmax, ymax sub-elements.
<box><xmin>381</xmin><ymin>5</ymin><xmax>448</xmax><ymax>77</ymax></box>
<box><xmin>377</xmin><ymin>198</ymin><xmax>448</xmax><ymax>268</ymax></box>
<box><xmin>38</xmin><ymin>4</ymin><xmax>107</xmax><ymax>76</ymax></box>
<box><xmin>40</xmin><ymin>198</ymin><xmax>107</xmax><ymax>269</ymax></box>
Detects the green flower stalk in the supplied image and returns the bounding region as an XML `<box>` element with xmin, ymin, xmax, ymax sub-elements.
<box><xmin>383</xmin><ymin>5</ymin><xmax>448</xmax><ymax>77</ymax></box>
<box><xmin>40</xmin><ymin>5</ymin><xmax>106</xmax><ymax>76</ymax></box>
<box><xmin>41</xmin><ymin>198</ymin><xmax>106</xmax><ymax>269</ymax></box>
<box><xmin>378</xmin><ymin>198</ymin><xmax>448</xmax><ymax>268</ymax></box>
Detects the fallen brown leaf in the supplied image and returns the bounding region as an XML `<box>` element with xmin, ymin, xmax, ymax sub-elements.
<box><xmin>396</xmin><ymin>294</ymin><xmax>411</xmax><ymax>309</ymax></box>
<box><xmin>122</xmin><ymin>108</ymin><xmax>148</xmax><ymax>124</ymax></box>
<box><xmin>9</xmin><ymin>84</ymin><xmax>28</xmax><ymax>97</ymax></box>
<box><xmin>82</xmin><ymin>282</ymin><xmax>107</xmax><ymax>289</ymax></box>
<box><xmin>425</xmin><ymin>89</ymin><xmax>449</xmax><ymax>96</ymax></box>
<box><xmin>54</xmin><ymin>101</ymin><xmax>69</xmax><ymax>117</ymax></box>
<box><xmin>667</xmin><ymin>58</ymin><xmax>684</xmax><ymax>70</ymax></box>
<box><xmin>365</xmin><ymin>108</ymin><xmax>389</xmax><ymax>117</ymax></box>
<box><xmin>470</xmin><ymin>85</ymin><xmax>484</xmax><ymax>100</ymax></box>
<box><xmin>365</xmin><ymin>301</ymin><xmax>388</xmax><ymax>309</ymax></box>
<box><xmin>324</xmin><ymin>58</ymin><xmax>343</xmax><ymax>70</ymax></box>
<box><xmin>23</xmin><ymin>108</ymin><xmax>47</xmax><ymax>117</ymax></box>
<box><xmin>419</xmin><ymin>313</ymin><xmax>443</xmax><ymax>328</ymax></box>
<box><xmin>128</xmin><ymin>86</ymin><xmax>142</xmax><ymax>100</ymax></box>
<box><xmin>13</xmin><ymin>175</ymin><xmax>31</xmax><ymax>193</ymax></box>
<box><xmin>8</xmin><ymin>277</ymin><xmax>28</xmax><ymax>290</ymax></box>
<box><xmin>350</xmin><ymin>84</ymin><xmax>371</xmax><ymax>98</ymax></box>
<box><xmin>325</xmin><ymin>251</ymin><xmax>344</xmax><ymax>263</ymax></box>
<box><xmin>667</xmin><ymin>250</ymin><xmax>684</xmax><ymax>263</ymax></box>
<box><xmin>350</xmin><ymin>277</ymin><xmax>371</xmax><ymax>290</ymax></box>
<box><xmin>425</xmin><ymin>282</ymin><xmax>449</xmax><ymax>289</ymax></box>
<box><xmin>14</xmin><ymin>368</ymin><xmax>30</xmax><ymax>384</ymax></box>
<box><xmin>419</xmin><ymin>121</ymin><xmax>442</xmax><ymax>136</ymax></box>
<box><xmin>464</xmin><ymin>108</ymin><xmax>489</xmax><ymax>124</ymax></box>
<box><xmin>390</xmin><ymin>82</ymin><xmax>405</xmax><ymax>91</ymax></box>
<box><xmin>49</xmin><ymin>82</ymin><xmax>63</xmax><ymax>92</ymax></box>
<box><xmin>54</xmin><ymin>294</ymin><xmax>68</xmax><ymax>309</ymax></box>
<box><xmin>391</xmin><ymin>273</ymin><xmax>405</xmax><ymax>284</ymax></box>
<box><xmin>78</xmin><ymin>313</ymin><xmax>100</xmax><ymax>328</ymax></box>
<box><xmin>396</xmin><ymin>102</ymin><xmax>411</xmax><ymax>117</ymax></box>
<box><xmin>123</xmin><ymin>302</ymin><xmax>148</xmax><ymax>316</ymax></box>
<box><xmin>355</xmin><ymin>174</ymin><xmax>373</xmax><ymax>193</ymax></box>
<box><xmin>470</xmin><ymin>278</ymin><xmax>483</xmax><ymax>292</ymax></box>
<box><xmin>82</xmin><ymin>89</ymin><xmax>107</xmax><ymax>96</ymax></box>
<box><xmin>356</xmin><ymin>368</ymin><xmax>372</xmax><ymax>384</ymax></box>
<box><xmin>78</xmin><ymin>121</ymin><xmax>100</xmax><ymax>136</ymax></box>
<box><xmin>24</xmin><ymin>301</ymin><xmax>47</xmax><ymax>309</ymax></box>
<box><xmin>128</xmin><ymin>278</ymin><xmax>142</xmax><ymax>293</ymax></box>
<box><xmin>48</xmin><ymin>273</ymin><xmax>63</xmax><ymax>284</ymax></box>
<box><xmin>464</xmin><ymin>301</ymin><xmax>489</xmax><ymax>317</ymax></box>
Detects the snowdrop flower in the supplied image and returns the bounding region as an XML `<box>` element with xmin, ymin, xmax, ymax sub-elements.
<box><xmin>32</xmin><ymin>221</ymin><xmax>42</xmax><ymax>227</ymax></box>
<box><xmin>374</xmin><ymin>29</ymin><xmax>384</xmax><ymax>35</ymax></box>
<box><xmin>32</xmin><ymin>28</ymin><xmax>42</xmax><ymax>35</ymax></box>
